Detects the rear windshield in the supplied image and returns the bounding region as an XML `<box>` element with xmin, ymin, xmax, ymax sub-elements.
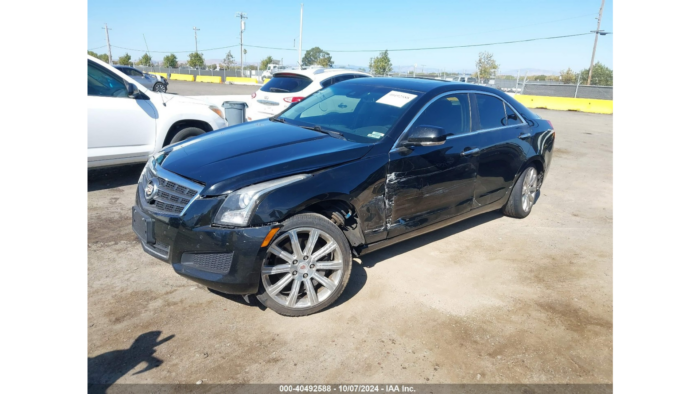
<box><xmin>261</xmin><ymin>74</ymin><xmax>313</xmax><ymax>93</ymax></box>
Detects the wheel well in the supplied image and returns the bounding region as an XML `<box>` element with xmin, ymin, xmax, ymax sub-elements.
<box><xmin>301</xmin><ymin>200</ymin><xmax>366</xmax><ymax>253</ymax></box>
<box><xmin>523</xmin><ymin>157</ymin><xmax>545</xmax><ymax>188</ymax></box>
<box><xmin>164</xmin><ymin>120</ymin><xmax>213</xmax><ymax>146</ymax></box>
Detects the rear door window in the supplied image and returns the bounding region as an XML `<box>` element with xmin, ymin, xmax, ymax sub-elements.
<box><xmin>261</xmin><ymin>74</ymin><xmax>313</xmax><ymax>93</ymax></box>
<box><xmin>505</xmin><ymin>103</ymin><xmax>523</xmax><ymax>126</ymax></box>
<box><xmin>473</xmin><ymin>93</ymin><xmax>507</xmax><ymax>131</ymax></box>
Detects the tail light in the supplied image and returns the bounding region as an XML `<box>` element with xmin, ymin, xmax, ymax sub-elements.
<box><xmin>283</xmin><ymin>96</ymin><xmax>304</xmax><ymax>103</ymax></box>
<box><xmin>251</xmin><ymin>92</ymin><xmax>257</xmax><ymax>99</ymax></box>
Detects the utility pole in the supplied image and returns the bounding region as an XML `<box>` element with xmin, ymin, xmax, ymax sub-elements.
<box><xmin>193</xmin><ymin>26</ymin><xmax>200</xmax><ymax>54</ymax></box>
<box><xmin>587</xmin><ymin>0</ymin><xmax>605</xmax><ymax>85</ymax></box>
<box><xmin>298</xmin><ymin>4</ymin><xmax>304</xmax><ymax>69</ymax></box>
<box><xmin>236</xmin><ymin>13</ymin><xmax>247</xmax><ymax>76</ymax></box>
<box><xmin>102</xmin><ymin>24</ymin><xmax>112</xmax><ymax>64</ymax></box>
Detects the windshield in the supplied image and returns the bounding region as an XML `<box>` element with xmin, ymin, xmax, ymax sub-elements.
<box><xmin>278</xmin><ymin>84</ymin><xmax>422</xmax><ymax>143</ymax></box>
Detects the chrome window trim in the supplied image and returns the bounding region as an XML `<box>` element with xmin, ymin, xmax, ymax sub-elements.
<box><xmin>391</xmin><ymin>90</ymin><xmax>526</xmax><ymax>151</ymax></box>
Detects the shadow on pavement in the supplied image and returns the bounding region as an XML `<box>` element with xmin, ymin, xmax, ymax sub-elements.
<box><xmin>88</xmin><ymin>331</ymin><xmax>174</xmax><ymax>394</ymax></box>
<box><xmin>88</xmin><ymin>164</ymin><xmax>144</xmax><ymax>192</ymax></box>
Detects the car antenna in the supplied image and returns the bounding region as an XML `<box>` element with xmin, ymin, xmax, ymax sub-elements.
<box><xmin>160</xmin><ymin>92</ymin><xmax>166</xmax><ymax>107</ymax></box>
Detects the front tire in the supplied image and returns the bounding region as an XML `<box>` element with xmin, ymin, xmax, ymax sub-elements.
<box><xmin>167</xmin><ymin>127</ymin><xmax>205</xmax><ymax>145</ymax></box>
<box><xmin>257</xmin><ymin>213</ymin><xmax>352</xmax><ymax>317</ymax></box>
<box><xmin>502</xmin><ymin>166</ymin><xmax>538</xmax><ymax>218</ymax></box>
<box><xmin>153</xmin><ymin>82</ymin><xmax>166</xmax><ymax>93</ymax></box>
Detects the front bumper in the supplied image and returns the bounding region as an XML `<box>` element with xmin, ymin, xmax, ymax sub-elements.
<box><xmin>132</xmin><ymin>181</ymin><xmax>273</xmax><ymax>295</ymax></box>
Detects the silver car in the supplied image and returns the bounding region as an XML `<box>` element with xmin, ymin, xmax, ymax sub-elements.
<box><xmin>113</xmin><ymin>66</ymin><xmax>168</xmax><ymax>93</ymax></box>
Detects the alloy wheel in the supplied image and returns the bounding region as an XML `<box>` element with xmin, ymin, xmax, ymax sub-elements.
<box><xmin>261</xmin><ymin>227</ymin><xmax>344</xmax><ymax>309</ymax></box>
<box><xmin>521</xmin><ymin>167</ymin><xmax>538</xmax><ymax>212</ymax></box>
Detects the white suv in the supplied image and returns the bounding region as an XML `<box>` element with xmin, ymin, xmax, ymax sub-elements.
<box><xmin>88</xmin><ymin>55</ymin><xmax>227</xmax><ymax>168</ymax></box>
<box><xmin>247</xmin><ymin>68</ymin><xmax>371</xmax><ymax>121</ymax></box>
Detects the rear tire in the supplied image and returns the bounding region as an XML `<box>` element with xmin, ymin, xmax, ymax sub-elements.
<box><xmin>502</xmin><ymin>166</ymin><xmax>538</xmax><ymax>219</ymax></box>
<box><xmin>256</xmin><ymin>213</ymin><xmax>352</xmax><ymax>317</ymax></box>
<box><xmin>167</xmin><ymin>127</ymin><xmax>205</xmax><ymax>145</ymax></box>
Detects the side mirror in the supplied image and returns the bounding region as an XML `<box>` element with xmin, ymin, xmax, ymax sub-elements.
<box><xmin>403</xmin><ymin>125</ymin><xmax>448</xmax><ymax>147</ymax></box>
<box><xmin>127</xmin><ymin>83</ymin><xmax>140</xmax><ymax>98</ymax></box>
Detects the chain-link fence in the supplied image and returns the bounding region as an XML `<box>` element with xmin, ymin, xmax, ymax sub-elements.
<box><xmin>522</xmin><ymin>83</ymin><xmax>613</xmax><ymax>100</ymax></box>
<box><xmin>131</xmin><ymin>65</ymin><xmax>262</xmax><ymax>79</ymax></box>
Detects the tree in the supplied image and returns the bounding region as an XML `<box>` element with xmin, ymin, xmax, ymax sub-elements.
<box><xmin>88</xmin><ymin>51</ymin><xmax>110</xmax><ymax>63</ymax></box>
<box><xmin>559</xmin><ymin>68</ymin><xmax>577</xmax><ymax>84</ymax></box>
<box><xmin>368</xmin><ymin>50</ymin><xmax>392</xmax><ymax>76</ymax></box>
<box><xmin>223</xmin><ymin>51</ymin><xmax>235</xmax><ymax>70</ymax></box>
<box><xmin>475</xmin><ymin>51</ymin><xmax>498</xmax><ymax>82</ymax></box>
<box><xmin>580</xmin><ymin>62</ymin><xmax>613</xmax><ymax>86</ymax></box>
<box><xmin>260</xmin><ymin>56</ymin><xmax>274</xmax><ymax>70</ymax></box>
<box><xmin>138</xmin><ymin>53</ymin><xmax>152</xmax><ymax>67</ymax></box>
<box><xmin>163</xmin><ymin>54</ymin><xmax>178</xmax><ymax>68</ymax></box>
<box><xmin>117</xmin><ymin>53</ymin><xmax>132</xmax><ymax>65</ymax></box>
<box><xmin>302</xmin><ymin>47</ymin><xmax>333</xmax><ymax>67</ymax></box>
<box><xmin>88</xmin><ymin>50</ymin><xmax>99</xmax><ymax>58</ymax></box>
<box><xmin>188</xmin><ymin>52</ymin><xmax>205</xmax><ymax>68</ymax></box>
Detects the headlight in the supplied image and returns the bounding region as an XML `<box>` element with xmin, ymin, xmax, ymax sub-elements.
<box><xmin>213</xmin><ymin>174</ymin><xmax>310</xmax><ymax>226</ymax></box>
<box><xmin>209</xmin><ymin>105</ymin><xmax>225</xmax><ymax>119</ymax></box>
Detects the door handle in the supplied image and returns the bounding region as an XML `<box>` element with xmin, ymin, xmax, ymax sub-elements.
<box><xmin>461</xmin><ymin>148</ymin><xmax>480</xmax><ymax>156</ymax></box>
<box><xmin>518</xmin><ymin>133</ymin><xmax>532</xmax><ymax>139</ymax></box>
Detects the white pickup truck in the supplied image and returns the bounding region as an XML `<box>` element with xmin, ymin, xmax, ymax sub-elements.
<box><xmin>88</xmin><ymin>55</ymin><xmax>228</xmax><ymax>168</ymax></box>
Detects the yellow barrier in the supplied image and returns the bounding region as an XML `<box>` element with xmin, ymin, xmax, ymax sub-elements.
<box><xmin>226</xmin><ymin>77</ymin><xmax>258</xmax><ymax>84</ymax></box>
<box><xmin>147</xmin><ymin>72</ymin><xmax>168</xmax><ymax>79</ymax></box>
<box><xmin>263</xmin><ymin>78</ymin><xmax>271</xmax><ymax>84</ymax></box>
<box><xmin>196</xmin><ymin>75</ymin><xmax>222</xmax><ymax>83</ymax></box>
<box><xmin>514</xmin><ymin>95</ymin><xmax>613</xmax><ymax>114</ymax></box>
<box><xmin>169</xmin><ymin>73</ymin><xmax>195</xmax><ymax>82</ymax></box>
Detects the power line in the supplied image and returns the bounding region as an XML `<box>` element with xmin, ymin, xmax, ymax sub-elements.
<box><xmin>88</xmin><ymin>45</ymin><xmax>107</xmax><ymax>51</ymax></box>
<box><xmin>110</xmin><ymin>44</ymin><xmax>240</xmax><ymax>54</ymax></box>
<box><xmin>330</xmin><ymin>12</ymin><xmax>599</xmax><ymax>46</ymax></box>
<box><xmin>326</xmin><ymin>32</ymin><xmax>594</xmax><ymax>52</ymax></box>
<box><xmin>100</xmin><ymin>32</ymin><xmax>594</xmax><ymax>56</ymax></box>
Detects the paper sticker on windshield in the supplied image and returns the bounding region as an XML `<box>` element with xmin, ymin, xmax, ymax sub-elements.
<box><xmin>367</xmin><ymin>131</ymin><xmax>385</xmax><ymax>139</ymax></box>
<box><xmin>377</xmin><ymin>91</ymin><xmax>418</xmax><ymax>108</ymax></box>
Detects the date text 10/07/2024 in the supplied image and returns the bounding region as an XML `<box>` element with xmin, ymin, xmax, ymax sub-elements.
<box><xmin>279</xmin><ymin>385</ymin><xmax>416</xmax><ymax>392</ymax></box>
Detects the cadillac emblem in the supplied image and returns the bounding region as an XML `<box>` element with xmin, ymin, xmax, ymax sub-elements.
<box><xmin>144</xmin><ymin>179</ymin><xmax>158</xmax><ymax>201</ymax></box>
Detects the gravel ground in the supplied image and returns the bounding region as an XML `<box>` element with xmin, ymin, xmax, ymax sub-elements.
<box><xmin>87</xmin><ymin>109</ymin><xmax>612</xmax><ymax>386</ymax></box>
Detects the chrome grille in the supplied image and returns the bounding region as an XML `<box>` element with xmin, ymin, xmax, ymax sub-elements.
<box><xmin>139</xmin><ymin>158</ymin><xmax>204</xmax><ymax>216</ymax></box>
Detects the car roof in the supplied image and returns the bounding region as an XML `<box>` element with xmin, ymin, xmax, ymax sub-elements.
<box><xmin>337</xmin><ymin>77</ymin><xmax>515</xmax><ymax>98</ymax></box>
<box><xmin>276</xmin><ymin>68</ymin><xmax>372</xmax><ymax>81</ymax></box>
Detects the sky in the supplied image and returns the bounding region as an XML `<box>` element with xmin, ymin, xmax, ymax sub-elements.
<box><xmin>87</xmin><ymin>0</ymin><xmax>613</xmax><ymax>75</ymax></box>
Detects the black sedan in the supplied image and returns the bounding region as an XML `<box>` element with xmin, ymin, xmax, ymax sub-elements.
<box><xmin>132</xmin><ymin>78</ymin><xmax>554</xmax><ymax>316</ymax></box>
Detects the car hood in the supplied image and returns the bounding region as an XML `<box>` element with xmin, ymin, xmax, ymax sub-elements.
<box><xmin>159</xmin><ymin>120</ymin><xmax>373</xmax><ymax>196</ymax></box>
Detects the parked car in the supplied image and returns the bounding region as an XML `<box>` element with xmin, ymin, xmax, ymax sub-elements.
<box><xmin>88</xmin><ymin>55</ymin><xmax>227</xmax><ymax>168</ymax></box>
<box><xmin>247</xmin><ymin>68</ymin><xmax>372</xmax><ymax>121</ymax></box>
<box><xmin>132</xmin><ymin>77</ymin><xmax>555</xmax><ymax>316</ymax></box>
<box><xmin>261</xmin><ymin>64</ymin><xmax>291</xmax><ymax>80</ymax></box>
<box><xmin>114</xmin><ymin>65</ymin><xmax>168</xmax><ymax>93</ymax></box>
